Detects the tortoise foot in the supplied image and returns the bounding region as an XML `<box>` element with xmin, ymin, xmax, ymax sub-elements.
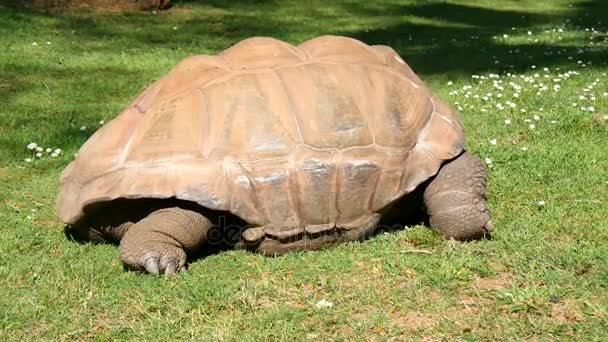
<box><xmin>120</xmin><ymin>236</ymin><xmax>187</xmax><ymax>276</ymax></box>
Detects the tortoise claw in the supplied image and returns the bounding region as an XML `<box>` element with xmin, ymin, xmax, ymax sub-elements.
<box><xmin>144</xmin><ymin>257</ymin><xmax>160</xmax><ymax>276</ymax></box>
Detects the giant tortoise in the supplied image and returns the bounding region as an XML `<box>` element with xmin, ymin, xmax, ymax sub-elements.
<box><xmin>57</xmin><ymin>36</ymin><xmax>493</xmax><ymax>275</ymax></box>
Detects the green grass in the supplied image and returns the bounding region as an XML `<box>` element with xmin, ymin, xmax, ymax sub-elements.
<box><xmin>1</xmin><ymin>0</ymin><xmax>607</xmax><ymax>339</ymax></box>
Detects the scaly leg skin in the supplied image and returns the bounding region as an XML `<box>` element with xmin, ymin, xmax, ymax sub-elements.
<box><xmin>423</xmin><ymin>151</ymin><xmax>494</xmax><ymax>240</ymax></box>
<box><xmin>119</xmin><ymin>207</ymin><xmax>212</xmax><ymax>275</ymax></box>
<box><xmin>65</xmin><ymin>215</ymin><xmax>135</xmax><ymax>243</ymax></box>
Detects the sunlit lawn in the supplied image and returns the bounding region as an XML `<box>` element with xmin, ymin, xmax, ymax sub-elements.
<box><xmin>0</xmin><ymin>0</ymin><xmax>607</xmax><ymax>339</ymax></box>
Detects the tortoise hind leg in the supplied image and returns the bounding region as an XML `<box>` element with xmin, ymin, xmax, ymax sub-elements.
<box><xmin>65</xmin><ymin>215</ymin><xmax>134</xmax><ymax>243</ymax></box>
<box><xmin>119</xmin><ymin>207</ymin><xmax>212</xmax><ymax>275</ymax></box>
<box><xmin>423</xmin><ymin>151</ymin><xmax>494</xmax><ymax>240</ymax></box>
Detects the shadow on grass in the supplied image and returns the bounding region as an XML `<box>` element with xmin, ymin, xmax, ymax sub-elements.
<box><xmin>342</xmin><ymin>0</ymin><xmax>608</xmax><ymax>76</ymax></box>
<box><xmin>2</xmin><ymin>0</ymin><xmax>606</xmax><ymax>75</ymax></box>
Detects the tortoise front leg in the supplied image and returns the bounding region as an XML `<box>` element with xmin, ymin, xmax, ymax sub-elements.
<box><xmin>119</xmin><ymin>207</ymin><xmax>212</xmax><ymax>275</ymax></box>
<box><xmin>423</xmin><ymin>151</ymin><xmax>494</xmax><ymax>240</ymax></box>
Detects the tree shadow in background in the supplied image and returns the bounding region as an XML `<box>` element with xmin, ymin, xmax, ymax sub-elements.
<box><xmin>0</xmin><ymin>0</ymin><xmax>606</xmax><ymax>155</ymax></box>
<box><xmin>341</xmin><ymin>0</ymin><xmax>608</xmax><ymax>76</ymax></box>
<box><xmin>2</xmin><ymin>0</ymin><xmax>606</xmax><ymax>77</ymax></box>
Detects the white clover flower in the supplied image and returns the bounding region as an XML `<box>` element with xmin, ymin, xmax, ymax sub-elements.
<box><xmin>315</xmin><ymin>299</ymin><xmax>333</xmax><ymax>309</ymax></box>
<box><xmin>490</xmin><ymin>139</ymin><xmax>497</xmax><ymax>145</ymax></box>
<box><xmin>528</xmin><ymin>31</ymin><xmax>532</xmax><ymax>35</ymax></box>
<box><xmin>589</xmin><ymin>106</ymin><xmax>595</xmax><ymax>112</ymax></box>
<box><xmin>80</xmin><ymin>126</ymin><xmax>86</xmax><ymax>131</ymax></box>
<box><xmin>505</xmin><ymin>119</ymin><xmax>512</xmax><ymax>125</ymax></box>
<box><xmin>538</xmin><ymin>200</ymin><xmax>546</xmax><ymax>206</ymax></box>
<box><xmin>45</xmin><ymin>148</ymin><xmax>52</xmax><ymax>153</ymax></box>
<box><xmin>529</xmin><ymin>124</ymin><xmax>536</xmax><ymax>129</ymax></box>
<box><xmin>173</xmin><ymin>26</ymin><xmax>178</xmax><ymax>30</ymax></box>
<box><xmin>36</xmin><ymin>146</ymin><xmax>43</xmax><ymax>152</ymax></box>
<box><xmin>521</xmin><ymin>146</ymin><xmax>528</xmax><ymax>151</ymax></box>
<box><xmin>603</xmin><ymin>92</ymin><xmax>607</xmax><ymax>97</ymax></box>
<box><xmin>27</xmin><ymin>142</ymin><xmax>37</xmax><ymax>150</ymax></box>
<box><xmin>484</xmin><ymin>157</ymin><xmax>493</xmax><ymax>167</ymax></box>
<box><xmin>534</xmin><ymin>115</ymin><xmax>541</xmax><ymax>121</ymax></box>
<box><xmin>35</xmin><ymin>152</ymin><xmax>42</xmax><ymax>158</ymax></box>
<box><xmin>447</xmin><ymin>81</ymin><xmax>453</xmax><ymax>85</ymax></box>
<box><xmin>99</xmin><ymin>120</ymin><xmax>105</xmax><ymax>125</ymax></box>
<box><xmin>551</xmin><ymin>120</ymin><xmax>557</xmax><ymax>124</ymax></box>
<box><xmin>25</xmin><ymin>158</ymin><xmax>32</xmax><ymax>163</ymax></box>
<box><xmin>54</xmin><ymin>148</ymin><xmax>62</xmax><ymax>154</ymax></box>
<box><xmin>51</xmin><ymin>153</ymin><xmax>58</xmax><ymax>158</ymax></box>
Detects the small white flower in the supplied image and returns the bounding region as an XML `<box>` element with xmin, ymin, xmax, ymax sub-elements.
<box><xmin>490</xmin><ymin>139</ymin><xmax>497</xmax><ymax>145</ymax></box>
<box><xmin>504</xmin><ymin>119</ymin><xmax>512</xmax><ymax>125</ymax></box>
<box><xmin>173</xmin><ymin>26</ymin><xmax>178</xmax><ymax>30</ymax></box>
<box><xmin>447</xmin><ymin>81</ymin><xmax>453</xmax><ymax>86</ymax></box>
<box><xmin>484</xmin><ymin>157</ymin><xmax>493</xmax><ymax>165</ymax></box>
<box><xmin>528</xmin><ymin>31</ymin><xmax>532</xmax><ymax>35</ymax></box>
<box><xmin>538</xmin><ymin>200</ymin><xmax>546</xmax><ymax>206</ymax></box>
<box><xmin>588</xmin><ymin>106</ymin><xmax>595</xmax><ymax>112</ymax></box>
<box><xmin>80</xmin><ymin>126</ymin><xmax>86</xmax><ymax>131</ymax></box>
<box><xmin>46</xmin><ymin>41</ymin><xmax>51</xmax><ymax>45</ymax></box>
<box><xmin>36</xmin><ymin>146</ymin><xmax>43</xmax><ymax>152</ymax></box>
<box><xmin>315</xmin><ymin>299</ymin><xmax>333</xmax><ymax>309</ymax></box>
<box><xmin>521</xmin><ymin>146</ymin><xmax>528</xmax><ymax>151</ymax></box>
<box><xmin>27</xmin><ymin>142</ymin><xmax>37</xmax><ymax>150</ymax></box>
<box><xmin>51</xmin><ymin>153</ymin><xmax>58</xmax><ymax>158</ymax></box>
<box><xmin>603</xmin><ymin>92</ymin><xmax>607</xmax><ymax>97</ymax></box>
<box><xmin>45</xmin><ymin>148</ymin><xmax>52</xmax><ymax>153</ymax></box>
<box><xmin>551</xmin><ymin>120</ymin><xmax>557</xmax><ymax>124</ymax></box>
<box><xmin>54</xmin><ymin>148</ymin><xmax>62</xmax><ymax>154</ymax></box>
<box><xmin>35</xmin><ymin>152</ymin><xmax>42</xmax><ymax>158</ymax></box>
<box><xmin>25</xmin><ymin>158</ymin><xmax>32</xmax><ymax>163</ymax></box>
<box><xmin>99</xmin><ymin>120</ymin><xmax>105</xmax><ymax>125</ymax></box>
<box><xmin>529</xmin><ymin>124</ymin><xmax>536</xmax><ymax>129</ymax></box>
<box><xmin>533</xmin><ymin>115</ymin><xmax>540</xmax><ymax>121</ymax></box>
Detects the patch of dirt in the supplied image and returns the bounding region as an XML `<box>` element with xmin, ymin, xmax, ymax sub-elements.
<box><xmin>457</xmin><ymin>295</ymin><xmax>492</xmax><ymax>315</ymax></box>
<box><xmin>551</xmin><ymin>298</ymin><xmax>583</xmax><ymax>323</ymax></box>
<box><xmin>388</xmin><ymin>311</ymin><xmax>439</xmax><ymax>332</ymax></box>
<box><xmin>473</xmin><ymin>273</ymin><xmax>513</xmax><ymax>291</ymax></box>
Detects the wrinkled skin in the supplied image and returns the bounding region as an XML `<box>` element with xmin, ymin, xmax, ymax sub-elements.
<box><xmin>67</xmin><ymin>151</ymin><xmax>492</xmax><ymax>275</ymax></box>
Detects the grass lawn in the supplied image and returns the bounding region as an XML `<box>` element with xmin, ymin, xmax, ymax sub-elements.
<box><xmin>1</xmin><ymin>0</ymin><xmax>607</xmax><ymax>339</ymax></box>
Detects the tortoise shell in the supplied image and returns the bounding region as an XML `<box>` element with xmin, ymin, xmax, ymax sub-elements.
<box><xmin>57</xmin><ymin>35</ymin><xmax>465</xmax><ymax>241</ymax></box>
